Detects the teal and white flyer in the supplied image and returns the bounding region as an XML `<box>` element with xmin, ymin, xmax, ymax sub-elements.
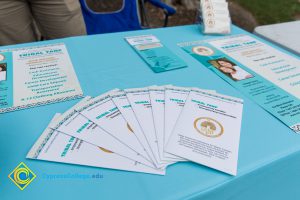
<box><xmin>0</xmin><ymin>43</ymin><xmax>83</xmax><ymax>113</ymax></box>
<box><xmin>125</xmin><ymin>35</ymin><xmax>187</xmax><ymax>73</ymax></box>
<box><xmin>178</xmin><ymin>34</ymin><xmax>300</xmax><ymax>133</ymax></box>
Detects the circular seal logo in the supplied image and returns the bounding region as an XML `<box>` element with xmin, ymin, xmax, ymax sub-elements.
<box><xmin>192</xmin><ymin>46</ymin><xmax>214</xmax><ymax>56</ymax></box>
<box><xmin>205</xmin><ymin>11</ymin><xmax>214</xmax><ymax>18</ymax></box>
<box><xmin>194</xmin><ymin>117</ymin><xmax>224</xmax><ymax>138</ymax></box>
<box><xmin>205</xmin><ymin>5</ymin><xmax>213</xmax><ymax>10</ymax></box>
<box><xmin>206</xmin><ymin>19</ymin><xmax>215</xmax><ymax>28</ymax></box>
<box><xmin>0</xmin><ymin>54</ymin><xmax>5</xmax><ymax>62</ymax></box>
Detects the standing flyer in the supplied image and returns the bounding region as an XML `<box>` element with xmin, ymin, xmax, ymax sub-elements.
<box><xmin>0</xmin><ymin>43</ymin><xmax>83</xmax><ymax>113</ymax></box>
<box><xmin>179</xmin><ymin>34</ymin><xmax>300</xmax><ymax>133</ymax></box>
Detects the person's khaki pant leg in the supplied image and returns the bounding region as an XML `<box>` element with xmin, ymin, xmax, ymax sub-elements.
<box><xmin>0</xmin><ymin>0</ymin><xmax>38</xmax><ymax>46</ymax></box>
<box><xmin>29</xmin><ymin>0</ymin><xmax>87</xmax><ymax>40</ymax></box>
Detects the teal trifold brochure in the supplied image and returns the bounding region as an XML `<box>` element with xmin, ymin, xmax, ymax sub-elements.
<box><xmin>178</xmin><ymin>34</ymin><xmax>300</xmax><ymax>133</ymax></box>
<box><xmin>125</xmin><ymin>35</ymin><xmax>187</xmax><ymax>73</ymax></box>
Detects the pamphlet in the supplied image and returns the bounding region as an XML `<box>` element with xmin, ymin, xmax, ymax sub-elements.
<box><xmin>27</xmin><ymin>114</ymin><xmax>165</xmax><ymax>175</ymax></box>
<box><xmin>0</xmin><ymin>43</ymin><xmax>83</xmax><ymax>113</ymax></box>
<box><xmin>125</xmin><ymin>35</ymin><xmax>187</xmax><ymax>73</ymax></box>
<box><xmin>166</xmin><ymin>89</ymin><xmax>243</xmax><ymax>175</ymax></box>
<box><xmin>179</xmin><ymin>34</ymin><xmax>300</xmax><ymax>132</ymax></box>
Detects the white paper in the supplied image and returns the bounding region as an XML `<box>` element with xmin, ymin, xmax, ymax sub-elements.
<box><xmin>27</xmin><ymin>114</ymin><xmax>165</xmax><ymax>175</ymax></box>
<box><xmin>201</xmin><ymin>1</ymin><xmax>228</xmax><ymax>10</ymax></box>
<box><xmin>50</xmin><ymin>97</ymin><xmax>155</xmax><ymax>168</ymax></box>
<box><xmin>200</xmin><ymin>0</ymin><xmax>231</xmax><ymax>34</ymax></box>
<box><xmin>209</xmin><ymin>34</ymin><xmax>300</xmax><ymax>99</ymax></box>
<box><xmin>125</xmin><ymin>35</ymin><xmax>160</xmax><ymax>46</ymax></box>
<box><xmin>109</xmin><ymin>90</ymin><xmax>158</xmax><ymax>166</ymax></box>
<box><xmin>148</xmin><ymin>85</ymin><xmax>176</xmax><ymax>163</ymax></box>
<box><xmin>203</xmin><ymin>18</ymin><xmax>231</xmax><ymax>34</ymax></box>
<box><xmin>166</xmin><ymin>89</ymin><xmax>243</xmax><ymax>175</ymax></box>
<box><xmin>125</xmin><ymin>87</ymin><xmax>167</xmax><ymax>168</ymax></box>
<box><xmin>0</xmin><ymin>71</ymin><xmax>6</xmax><ymax>81</ymax></box>
<box><xmin>164</xmin><ymin>86</ymin><xmax>191</xmax><ymax>160</ymax></box>
<box><xmin>76</xmin><ymin>92</ymin><xmax>154</xmax><ymax>167</ymax></box>
<box><xmin>0</xmin><ymin>43</ymin><xmax>83</xmax><ymax>113</ymax></box>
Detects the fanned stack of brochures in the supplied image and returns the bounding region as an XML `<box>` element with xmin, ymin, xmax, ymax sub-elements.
<box><xmin>199</xmin><ymin>0</ymin><xmax>231</xmax><ymax>34</ymax></box>
<box><xmin>27</xmin><ymin>85</ymin><xmax>244</xmax><ymax>176</ymax></box>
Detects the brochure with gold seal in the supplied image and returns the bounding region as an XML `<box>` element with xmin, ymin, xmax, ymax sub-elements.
<box><xmin>28</xmin><ymin>85</ymin><xmax>243</xmax><ymax>175</ymax></box>
<box><xmin>166</xmin><ymin>88</ymin><xmax>243</xmax><ymax>175</ymax></box>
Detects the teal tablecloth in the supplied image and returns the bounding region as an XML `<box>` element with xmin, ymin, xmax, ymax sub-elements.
<box><xmin>1</xmin><ymin>25</ymin><xmax>300</xmax><ymax>200</ymax></box>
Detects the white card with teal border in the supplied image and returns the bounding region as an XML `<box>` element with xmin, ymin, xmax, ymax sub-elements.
<box><xmin>0</xmin><ymin>43</ymin><xmax>83</xmax><ymax>113</ymax></box>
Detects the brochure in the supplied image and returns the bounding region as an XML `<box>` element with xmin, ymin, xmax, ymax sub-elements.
<box><xmin>166</xmin><ymin>89</ymin><xmax>243</xmax><ymax>175</ymax></box>
<box><xmin>0</xmin><ymin>43</ymin><xmax>83</xmax><ymax>113</ymax></box>
<box><xmin>179</xmin><ymin>34</ymin><xmax>300</xmax><ymax>133</ymax></box>
<box><xmin>27</xmin><ymin>114</ymin><xmax>165</xmax><ymax>175</ymax></box>
<box><xmin>125</xmin><ymin>35</ymin><xmax>187</xmax><ymax>73</ymax></box>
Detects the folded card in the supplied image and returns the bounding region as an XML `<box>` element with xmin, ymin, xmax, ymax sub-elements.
<box><xmin>125</xmin><ymin>35</ymin><xmax>187</xmax><ymax>73</ymax></box>
<box><xmin>166</xmin><ymin>89</ymin><xmax>243</xmax><ymax>175</ymax></box>
<box><xmin>27</xmin><ymin>114</ymin><xmax>165</xmax><ymax>175</ymax></box>
<box><xmin>50</xmin><ymin>97</ymin><xmax>155</xmax><ymax>168</ymax></box>
<box><xmin>125</xmin><ymin>87</ymin><xmax>168</xmax><ymax>168</ymax></box>
<box><xmin>76</xmin><ymin>91</ymin><xmax>154</xmax><ymax>167</ymax></box>
<box><xmin>109</xmin><ymin>90</ymin><xmax>158</xmax><ymax>167</ymax></box>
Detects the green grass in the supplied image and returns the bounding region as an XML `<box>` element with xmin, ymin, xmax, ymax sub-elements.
<box><xmin>234</xmin><ymin>0</ymin><xmax>300</xmax><ymax>24</ymax></box>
